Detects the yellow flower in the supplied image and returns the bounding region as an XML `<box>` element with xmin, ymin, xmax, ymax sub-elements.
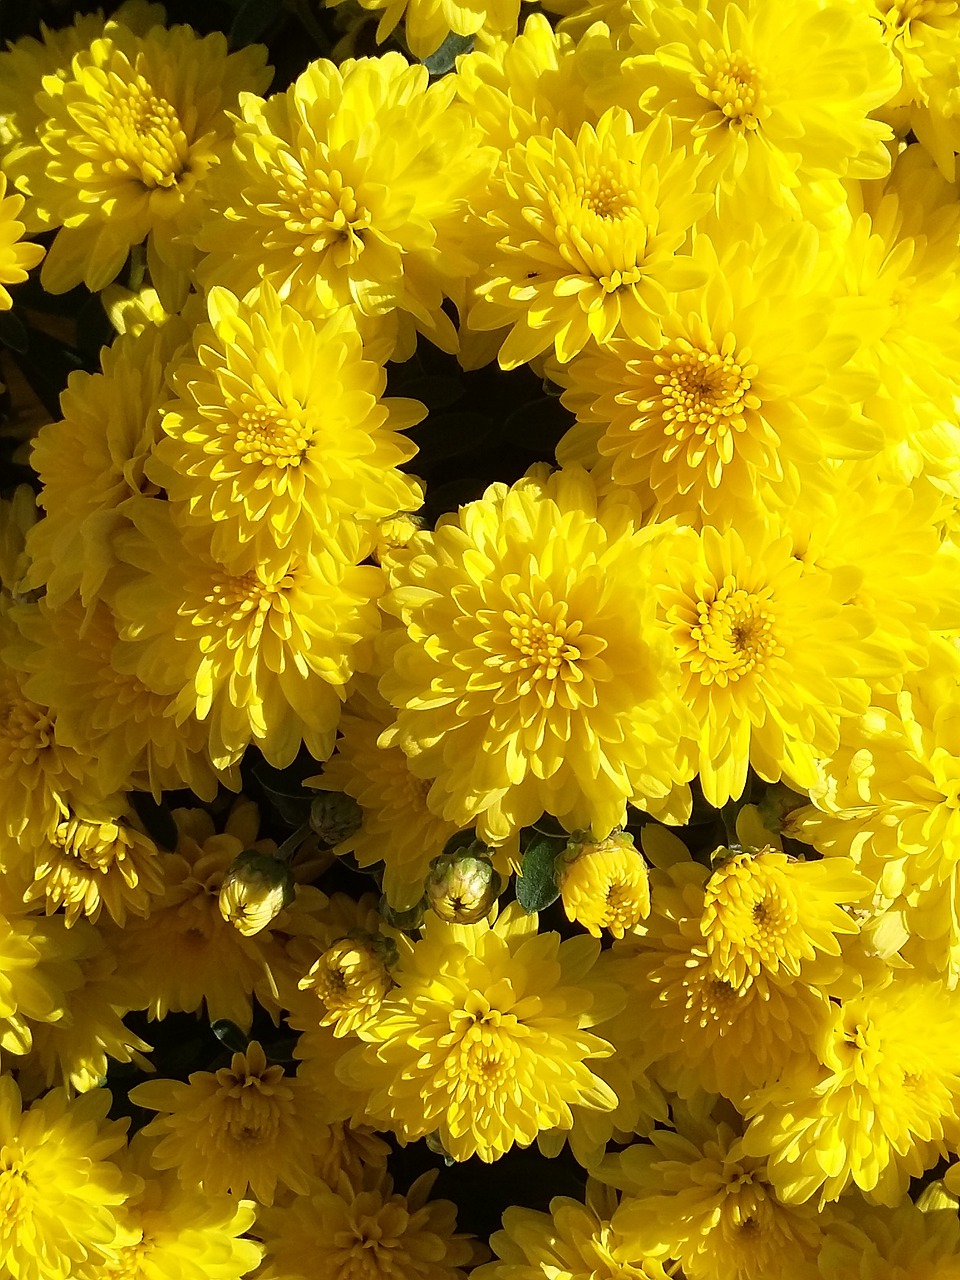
<box><xmin>108</xmin><ymin>1133</ymin><xmax>262</xmax><ymax>1280</ymax></box>
<box><xmin>474</xmin><ymin>1180</ymin><xmax>671</xmax><ymax>1280</ymax></box>
<box><xmin>147</xmin><ymin>285</ymin><xmax>425</xmax><ymax>571</ymax></box>
<box><xmin>424</xmin><ymin>850</ymin><xmax>502</xmax><ymax>924</ymax></box>
<box><xmin>0</xmin><ymin>171</ymin><xmax>42</xmax><ymax>308</ymax></box>
<box><xmin>819</xmin><ymin>1195</ymin><xmax>960</xmax><ymax>1280</ymax></box>
<box><xmin>218</xmin><ymin>852</ymin><xmax>294</xmax><ymax>938</ymax></box>
<box><xmin>307</xmin><ymin>687</ymin><xmax>462</xmax><ymax>911</ymax></box>
<box><xmin>4</xmin><ymin>20</ymin><xmax>270</xmax><ymax>302</ymax></box>
<box><xmin>556</xmin><ymin>222</ymin><xmax>882</xmax><ymax>526</ymax></box>
<box><xmin>741</xmin><ymin>976</ymin><xmax>960</xmax><ymax>1205</ymax></box>
<box><xmin>339</xmin><ymin>902</ymin><xmax>621</xmax><ymax>1163</ymax></box>
<box><xmin>700</xmin><ymin>848</ymin><xmax>869</xmax><ymax>990</ymax></box>
<box><xmin>0</xmin><ymin>485</ymin><xmax>38</xmax><ymax>605</ymax></box>
<box><xmin>470</xmin><ymin>108</ymin><xmax>710</xmax><ymax>368</ymax></box>
<box><xmin>654</xmin><ymin>519</ymin><xmax>883</xmax><ymax>808</ymax></box>
<box><xmin>330</xmin><ymin>0</ymin><xmax>521</xmax><ymax>58</ymax></box>
<box><xmin>22</xmin><ymin>805</ymin><xmax>164</xmax><ymax>929</ymax></box>
<box><xmin>298</xmin><ymin>934</ymin><xmax>395</xmax><ymax>1038</ymax></box>
<box><xmin>606</xmin><ymin>1107</ymin><xmax>830</xmax><ymax>1280</ymax></box>
<box><xmin>131</xmin><ymin>1042</ymin><xmax>325</xmax><ymax>1206</ymax></box>
<box><xmin>380</xmin><ymin>466</ymin><xmax>695</xmax><ymax>845</ymax></box>
<box><xmin>253</xmin><ymin>1165</ymin><xmax>481</xmax><ymax>1279</ymax></box>
<box><xmin>25</xmin><ymin>317</ymin><xmax>189</xmax><ymax>610</ymax></box>
<box><xmin>0</xmin><ymin>1074</ymin><xmax>134</xmax><ymax>1280</ymax></box>
<box><xmin>616</xmin><ymin>0</ymin><xmax>899</xmax><ymax>217</ymax></box>
<box><xmin>197</xmin><ymin>54</ymin><xmax>486</xmax><ymax>359</ymax></box>
<box><xmin>559</xmin><ymin>830</ymin><xmax>651</xmax><ymax>939</ymax></box>
<box><xmin>111</xmin><ymin>499</ymin><xmax>384</xmax><ymax>771</ymax></box>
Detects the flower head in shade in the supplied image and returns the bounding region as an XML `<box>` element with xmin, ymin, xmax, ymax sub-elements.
<box><xmin>380</xmin><ymin>465</ymin><xmax>695</xmax><ymax>845</ymax></box>
<box><xmin>4</xmin><ymin>19</ymin><xmax>270</xmax><ymax>303</ymax></box>
<box><xmin>340</xmin><ymin>902</ymin><xmax>621</xmax><ymax>1163</ymax></box>
<box><xmin>470</xmin><ymin>108</ymin><xmax>710</xmax><ymax>368</ymax></box>
<box><xmin>253</xmin><ymin>1165</ymin><xmax>482</xmax><ymax>1280</ymax></box>
<box><xmin>819</xmin><ymin>1193</ymin><xmax>960</xmax><ymax>1280</ymax></box>
<box><xmin>147</xmin><ymin>285</ymin><xmax>425</xmax><ymax>572</ymax></box>
<box><xmin>0</xmin><ymin>171</ymin><xmax>42</xmax><ymax>308</ymax></box>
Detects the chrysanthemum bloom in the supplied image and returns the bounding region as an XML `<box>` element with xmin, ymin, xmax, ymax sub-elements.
<box><xmin>0</xmin><ymin>486</ymin><xmax>39</xmax><ymax>605</ymax></box>
<box><xmin>131</xmin><ymin>1042</ymin><xmax>326</xmax><ymax>1205</ymax></box>
<box><xmin>560</xmin><ymin>830</ymin><xmax>652</xmax><ymax>939</ymax></box>
<box><xmin>218</xmin><ymin>852</ymin><xmax>294</xmax><ymax>938</ymax></box>
<box><xmin>470</xmin><ymin>108</ymin><xmax>710</xmax><ymax>368</ymax></box>
<box><xmin>618</xmin><ymin>826</ymin><xmax>836</xmax><ymax>1103</ymax></box>
<box><xmin>700</xmin><ymin>848</ymin><xmax>869</xmax><ymax>991</ymax></box>
<box><xmin>197</xmin><ymin>54</ymin><xmax>487</xmax><ymax>360</ymax></box>
<box><xmin>307</xmin><ymin>687</ymin><xmax>462</xmax><ymax>910</ymax></box>
<box><xmin>870</xmin><ymin>0</ymin><xmax>960</xmax><ymax>178</ymax></box>
<box><xmin>606</xmin><ymin>1109</ymin><xmax>829</xmax><ymax>1280</ymax></box>
<box><xmin>298</xmin><ymin>935</ymin><xmax>395</xmax><ymax>1038</ymax></box>
<box><xmin>22</xmin><ymin>805</ymin><xmax>164</xmax><ymax>928</ymax></box>
<box><xmin>12</xmin><ymin>595</ymin><xmax>227</xmax><ymax>801</ymax></box>
<box><xmin>0</xmin><ymin>1075</ymin><xmax>135</xmax><ymax>1280</ymax></box>
<box><xmin>612</xmin><ymin>0</ymin><xmax>899</xmax><ymax>218</ymax></box>
<box><xmin>653</xmin><ymin>519</ymin><xmax>882</xmax><ymax>808</ymax></box>
<box><xmin>109</xmin><ymin>1134</ymin><xmax>262</xmax><ymax>1280</ymax></box>
<box><xmin>819</xmin><ymin>1194</ymin><xmax>960</xmax><ymax>1280</ymax></box>
<box><xmin>837</xmin><ymin>144</ymin><xmax>960</xmax><ymax>488</ymax></box>
<box><xmin>108</xmin><ymin>802</ymin><xmax>325</xmax><ymax>1028</ymax></box>
<box><xmin>741</xmin><ymin>976</ymin><xmax>960</xmax><ymax>1205</ymax></box>
<box><xmin>111</xmin><ymin>498</ymin><xmax>384</xmax><ymax>770</ymax></box>
<box><xmin>147</xmin><ymin>285</ymin><xmax>424</xmax><ymax>571</ymax></box>
<box><xmin>310</xmin><ymin>1121</ymin><xmax>390</xmax><ymax>1189</ymax></box>
<box><xmin>556</xmin><ymin>222</ymin><xmax>882</xmax><ymax>526</ymax></box>
<box><xmin>328</xmin><ymin>0</ymin><xmax>520</xmax><ymax>58</ymax></box>
<box><xmin>25</xmin><ymin>318</ymin><xmax>189</xmax><ymax>610</ymax></box>
<box><xmin>3</xmin><ymin>20</ymin><xmax>270</xmax><ymax>302</ymax></box>
<box><xmin>380</xmin><ymin>466</ymin><xmax>696</xmax><ymax>844</ymax></box>
<box><xmin>340</xmin><ymin>902</ymin><xmax>621</xmax><ymax>1163</ymax></box>
<box><xmin>0</xmin><ymin>171</ymin><xmax>42</xmax><ymax>308</ymax></box>
<box><xmin>17</xmin><ymin>930</ymin><xmax>152</xmax><ymax>1097</ymax></box>
<box><xmin>254</xmin><ymin>1166</ymin><xmax>481</xmax><ymax>1280</ymax></box>
<box><xmin>789</xmin><ymin>652</ymin><xmax>960</xmax><ymax>980</ymax></box>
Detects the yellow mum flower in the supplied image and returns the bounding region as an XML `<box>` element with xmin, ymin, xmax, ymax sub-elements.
<box><xmin>26</xmin><ymin>316</ymin><xmax>189</xmax><ymax>610</ymax></box>
<box><xmin>197</xmin><ymin>54</ymin><xmax>486</xmax><ymax>359</ymax></box>
<box><xmin>298</xmin><ymin>934</ymin><xmax>395</xmax><ymax>1038</ymax></box>
<box><xmin>617</xmin><ymin>0</ymin><xmax>899</xmax><ymax>217</ymax></box>
<box><xmin>700</xmin><ymin>847</ymin><xmax>869</xmax><ymax>991</ymax></box>
<box><xmin>307</xmin><ymin>687</ymin><xmax>462</xmax><ymax>911</ymax></box>
<box><xmin>556</xmin><ymin>222</ymin><xmax>882</xmax><ymax>525</ymax></box>
<box><xmin>22</xmin><ymin>805</ymin><xmax>164</xmax><ymax>929</ymax></box>
<box><xmin>607</xmin><ymin>1107</ymin><xmax>830</xmax><ymax>1280</ymax></box>
<box><xmin>474</xmin><ymin>1180</ymin><xmax>671</xmax><ymax>1280</ymax></box>
<box><xmin>111</xmin><ymin>499</ymin><xmax>383</xmax><ymax>771</ymax></box>
<box><xmin>0</xmin><ymin>485</ymin><xmax>38</xmax><ymax>605</ymax></box>
<box><xmin>330</xmin><ymin>0</ymin><xmax>520</xmax><ymax>58</ymax></box>
<box><xmin>742</xmin><ymin>976</ymin><xmax>960</xmax><ymax>1205</ymax></box>
<box><xmin>0</xmin><ymin>171</ymin><xmax>42</xmax><ymax>309</ymax></box>
<box><xmin>4</xmin><ymin>20</ymin><xmax>270</xmax><ymax>301</ymax></box>
<box><xmin>310</xmin><ymin>1121</ymin><xmax>390</xmax><ymax>1189</ymax></box>
<box><xmin>381</xmin><ymin>466</ymin><xmax>695</xmax><ymax>845</ymax></box>
<box><xmin>470</xmin><ymin>108</ymin><xmax>709</xmax><ymax>368</ymax></box>
<box><xmin>654</xmin><ymin>519</ymin><xmax>882</xmax><ymax>808</ymax></box>
<box><xmin>559</xmin><ymin>830</ymin><xmax>652</xmax><ymax>939</ymax></box>
<box><xmin>340</xmin><ymin>903</ymin><xmax>620</xmax><ymax>1163</ymax></box>
<box><xmin>147</xmin><ymin>285</ymin><xmax>424</xmax><ymax>572</ymax></box>
<box><xmin>131</xmin><ymin>1042</ymin><xmax>326</xmax><ymax>1205</ymax></box>
<box><xmin>255</xmin><ymin>1165</ymin><xmax>481</xmax><ymax>1280</ymax></box>
<box><xmin>109</xmin><ymin>1134</ymin><xmax>262</xmax><ymax>1280</ymax></box>
<box><xmin>820</xmin><ymin>1195</ymin><xmax>960</xmax><ymax>1280</ymax></box>
<box><xmin>0</xmin><ymin>1074</ymin><xmax>134</xmax><ymax>1280</ymax></box>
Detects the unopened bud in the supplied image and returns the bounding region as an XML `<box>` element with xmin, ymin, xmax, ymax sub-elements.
<box><xmin>373</xmin><ymin>510</ymin><xmax>428</xmax><ymax>564</ymax></box>
<box><xmin>299</xmin><ymin>930</ymin><xmax>395</xmax><ymax>1036</ymax></box>
<box><xmin>424</xmin><ymin>848</ymin><xmax>502</xmax><ymax>924</ymax></box>
<box><xmin>559</xmin><ymin>829</ymin><xmax>650</xmax><ymax>939</ymax></box>
<box><xmin>309</xmin><ymin>792</ymin><xmax>363</xmax><ymax>846</ymax></box>
<box><xmin>218</xmin><ymin>851</ymin><xmax>295</xmax><ymax>937</ymax></box>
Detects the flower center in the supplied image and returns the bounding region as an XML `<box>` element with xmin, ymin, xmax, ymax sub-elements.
<box><xmin>108</xmin><ymin>1239</ymin><xmax>152</xmax><ymax>1279</ymax></box>
<box><xmin>881</xmin><ymin>0</ymin><xmax>946</xmax><ymax>33</ymax></box>
<box><xmin>444</xmin><ymin>997</ymin><xmax>523</xmax><ymax>1090</ymax></box>
<box><xmin>550</xmin><ymin>148</ymin><xmax>648</xmax><ymax>292</ymax></box>
<box><xmin>701</xmin><ymin>856</ymin><xmax>800</xmax><ymax>985</ymax></box>
<box><xmin>506</xmin><ymin>610</ymin><xmax>582</xmax><ymax>680</ymax></box>
<box><xmin>0</xmin><ymin>1154</ymin><xmax>29</xmax><ymax>1228</ymax></box>
<box><xmin>233</xmin><ymin>402</ymin><xmax>311</xmax><ymax>467</ymax></box>
<box><xmin>687</xmin><ymin>581</ymin><xmax>780</xmax><ymax>682</ymax></box>
<box><xmin>281</xmin><ymin>169</ymin><xmax>371</xmax><ymax>262</ymax></box>
<box><xmin>701</xmin><ymin>50</ymin><xmax>766</xmax><ymax>129</ymax></box>
<box><xmin>577</xmin><ymin>168</ymin><xmax>629</xmax><ymax>219</ymax></box>
<box><xmin>55</xmin><ymin>817</ymin><xmax>129</xmax><ymax>873</ymax></box>
<box><xmin>656</xmin><ymin>339</ymin><xmax>757</xmax><ymax>443</ymax></box>
<box><xmin>107</xmin><ymin>74</ymin><xmax>190</xmax><ymax>188</ymax></box>
<box><xmin>0</xmin><ymin>682</ymin><xmax>54</xmax><ymax>760</ymax></box>
<box><xmin>205</xmin><ymin>571</ymin><xmax>291</xmax><ymax>624</ymax></box>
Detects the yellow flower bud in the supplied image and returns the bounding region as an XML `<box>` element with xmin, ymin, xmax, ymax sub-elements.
<box><xmin>559</xmin><ymin>830</ymin><xmax>651</xmax><ymax>939</ymax></box>
<box><xmin>218</xmin><ymin>851</ymin><xmax>295</xmax><ymax>937</ymax></box>
<box><xmin>309</xmin><ymin>793</ymin><xmax>363</xmax><ymax>845</ymax></box>
<box><xmin>424</xmin><ymin>850</ymin><xmax>502</xmax><ymax>924</ymax></box>
<box><xmin>373</xmin><ymin>509</ymin><xmax>428</xmax><ymax>564</ymax></box>
<box><xmin>298</xmin><ymin>932</ymin><xmax>395</xmax><ymax>1037</ymax></box>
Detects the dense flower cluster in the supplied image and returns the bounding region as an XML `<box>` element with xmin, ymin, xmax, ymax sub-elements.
<box><xmin>0</xmin><ymin>0</ymin><xmax>959</xmax><ymax>1276</ymax></box>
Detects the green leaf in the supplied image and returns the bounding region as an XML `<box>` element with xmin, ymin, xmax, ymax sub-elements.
<box><xmin>0</xmin><ymin>311</ymin><xmax>28</xmax><ymax>354</ymax></box>
<box><xmin>422</xmin><ymin>30</ymin><xmax>474</xmax><ymax>76</ymax></box>
<box><xmin>515</xmin><ymin>834</ymin><xmax>564</xmax><ymax>913</ymax></box>
<box><xmin>252</xmin><ymin>762</ymin><xmax>314</xmax><ymax>828</ymax></box>
<box><xmin>211</xmin><ymin>1020</ymin><xmax>249</xmax><ymax>1053</ymax></box>
<box><xmin>129</xmin><ymin>793</ymin><xmax>179</xmax><ymax>852</ymax></box>
<box><xmin>229</xmin><ymin>0</ymin><xmax>284</xmax><ymax>49</ymax></box>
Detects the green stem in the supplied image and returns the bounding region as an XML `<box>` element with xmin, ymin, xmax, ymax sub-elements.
<box><xmin>276</xmin><ymin>822</ymin><xmax>312</xmax><ymax>863</ymax></box>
